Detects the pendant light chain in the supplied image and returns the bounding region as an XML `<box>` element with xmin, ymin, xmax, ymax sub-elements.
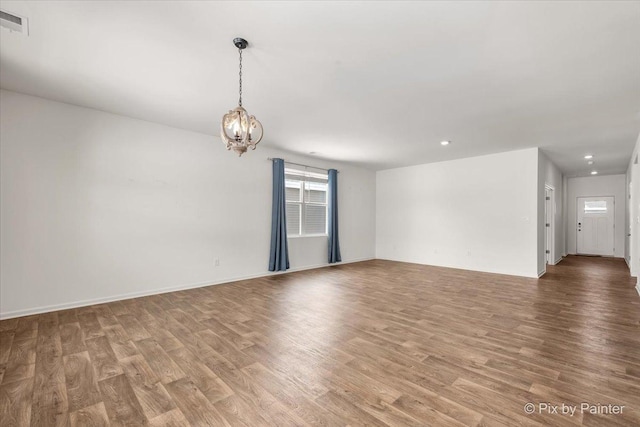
<box><xmin>238</xmin><ymin>48</ymin><xmax>243</xmax><ymax>107</ymax></box>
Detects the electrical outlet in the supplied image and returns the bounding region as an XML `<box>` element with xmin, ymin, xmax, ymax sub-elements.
<box><xmin>215</xmin><ymin>258</ymin><xmax>220</xmax><ymax>267</ymax></box>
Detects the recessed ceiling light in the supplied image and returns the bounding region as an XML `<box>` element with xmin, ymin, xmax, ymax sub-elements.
<box><xmin>591</xmin><ymin>171</ymin><xmax>598</xmax><ymax>175</ymax></box>
<box><xmin>584</xmin><ymin>154</ymin><xmax>593</xmax><ymax>159</ymax></box>
<box><xmin>440</xmin><ymin>140</ymin><xmax>451</xmax><ymax>146</ymax></box>
<box><xmin>587</xmin><ymin>160</ymin><xmax>594</xmax><ymax>165</ymax></box>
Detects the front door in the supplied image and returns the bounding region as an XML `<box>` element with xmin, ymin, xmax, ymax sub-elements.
<box><xmin>577</xmin><ymin>196</ymin><xmax>615</xmax><ymax>256</ymax></box>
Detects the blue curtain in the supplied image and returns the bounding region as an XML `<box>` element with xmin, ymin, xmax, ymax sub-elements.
<box><xmin>269</xmin><ymin>158</ymin><xmax>290</xmax><ymax>271</ymax></box>
<box><xmin>328</xmin><ymin>169</ymin><xmax>342</xmax><ymax>263</ymax></box>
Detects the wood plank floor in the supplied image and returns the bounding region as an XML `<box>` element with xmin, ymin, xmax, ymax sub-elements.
<box><xmin>1</xmin><ymin>255</ymin><xmax>639</xmax><ymax>426</ymax></box>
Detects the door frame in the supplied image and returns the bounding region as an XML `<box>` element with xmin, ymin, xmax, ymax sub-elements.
<box><xmin>545</xmin><ymin>185</ymin><xmax>555</xmax><ymax>265</ymax></box>
<box><xmin>575</xmin><ymin>195</ymin><xmax>616</xmax><ymax>256</ymax></box>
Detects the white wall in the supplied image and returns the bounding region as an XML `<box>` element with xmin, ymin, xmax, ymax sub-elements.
<box><xmin>566</xmin><ymin>174</ymin><xmax>626</xmax><ymax>257</ymax></box>
<box><xmin>0</xmin><ymin>90</ymin><xmax>376</xmax><ymax>318</ymax></box>
<box><xmin>538</xmin><ymin>150</ymin><xmax>564</xmax><ymax>274</ymax></box>
<box><xmin>376</xmin><ymin>148</ymin><xmax>539</xmax><ymax>278</ymax></box>
<box><xmin>625</xmin><ymin>133</ymin><xmax>640</xmax><ymax>279</ymax></box>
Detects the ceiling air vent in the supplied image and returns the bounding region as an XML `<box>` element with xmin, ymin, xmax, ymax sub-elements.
<box><xmin>0</xmin><ymin>9</ymin><xmax>28</xmax><ymax>35</ymax></box>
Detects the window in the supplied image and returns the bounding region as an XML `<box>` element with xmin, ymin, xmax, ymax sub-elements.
<box><xmin>285</xmin><ymin>168</ymin><xmax>328</xmax><ymax>236</ymax></box>
<box><xmin>584</xmin><ymin>200</ymin><xmax>607</xmax><ymax>214</ymax></box>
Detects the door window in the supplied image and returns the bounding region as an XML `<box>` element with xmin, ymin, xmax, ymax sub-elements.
<box><xmin>583</xmin><ymin>200</ymin><xmax>607</xmax><ymax>214</ymax></box>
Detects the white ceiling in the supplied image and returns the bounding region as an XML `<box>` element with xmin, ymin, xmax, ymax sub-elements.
<box><xmin>1</xmin><ymin>1</ymin><xmax>639</xmax><ymax>174</ymax></box>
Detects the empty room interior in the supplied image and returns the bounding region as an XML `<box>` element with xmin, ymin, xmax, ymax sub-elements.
<box><xmin>1</xmin><ymin>1</ymin><xmax>640</xmax><ymax>426</ymax></box>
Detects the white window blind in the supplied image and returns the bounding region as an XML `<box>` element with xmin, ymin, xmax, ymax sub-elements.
<box><xmin>285</xmin><ymin>168</ymin><xmax>328</xmax><ymax>237</ymax></box>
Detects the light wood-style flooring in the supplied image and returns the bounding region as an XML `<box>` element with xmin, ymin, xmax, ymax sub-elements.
<box><xmin>1</xmin><ymin>256</ymin><xmax>639</xmax><ymax>426</ymax></box>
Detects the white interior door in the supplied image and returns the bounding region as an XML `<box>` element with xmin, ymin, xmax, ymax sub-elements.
<box><xmin>545</xmin><ymin>187</ymin><xmax>553</xmax><ymax>264</ymax></box>
<box><xmin>577</xmin><ymin>196</ymin><xmax>615</xmax><ymax>256</ymax></box>
<box><xmin>631</xmin><ymin>163</ymin><xmax>640</xmax><ymax>277</ymax></box>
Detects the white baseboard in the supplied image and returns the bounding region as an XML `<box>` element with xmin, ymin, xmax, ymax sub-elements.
<box><xmin>636</xmin><ymin>284</ymin><xmax>640</xmax><ymax>297</ymax></box>
<box><xmin>0</xmin><ymin>257</ymin><xmax>374</xmax><ymax>320</ymax></box>
<box><xmin>538</xmin><ymin>269</ymin><xmax>546</xmax><ymax>278</ymax></box>
<box><xmin>375</xmin><ymin>256</ymin><xmax>539</xmax><ymax>279</ymax></box>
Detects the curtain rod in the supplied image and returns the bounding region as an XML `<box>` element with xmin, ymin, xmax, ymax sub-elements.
<box><xmin>266</xmin><ymin>157</ymin><xmax>339</xmax><ymax>173</ymax></box>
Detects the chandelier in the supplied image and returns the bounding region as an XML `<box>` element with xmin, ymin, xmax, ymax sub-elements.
<box><xmin>221</xmin><ymin>38</ymin><xmax>263</xmax><ymax>156</ymax></box>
